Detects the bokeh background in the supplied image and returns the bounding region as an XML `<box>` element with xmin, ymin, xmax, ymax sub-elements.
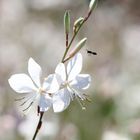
<box><xmin>0</xmin><ymin>0</ymin><xmax>140</xmax><ymax>140</ymax></box>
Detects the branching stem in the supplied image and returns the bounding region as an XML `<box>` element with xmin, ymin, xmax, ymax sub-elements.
<box><xmin>61</xmin><ymin>10</ymin><xmax>92</xmax><ymax>63</ymax></box>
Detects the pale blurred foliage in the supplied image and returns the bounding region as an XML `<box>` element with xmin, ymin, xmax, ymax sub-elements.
<box><xmin>0</xmin><ymin>0</ymin><xmax>140</xmax><ymax>140</ymax></box>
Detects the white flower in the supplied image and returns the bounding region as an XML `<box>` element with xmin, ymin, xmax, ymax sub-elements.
<box><xmin>54</xmin><ymin>53</ymin><xmax>91</xmax><ymax>112</ymax></box>
<box><xmin>8</xmin><ymin>58</ymin><xmax>59</xmax><ymax>113</ymax></box>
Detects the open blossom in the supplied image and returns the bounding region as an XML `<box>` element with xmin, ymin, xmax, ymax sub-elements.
<box><xmin>8</xmin><ymin>58</ymin><xmax>59</xmax><ymax>112</ymax></box>
<box><xmin>54</xmin><ymin>53</ymin><xmax>91</xmax><ymax>112</ymax></box>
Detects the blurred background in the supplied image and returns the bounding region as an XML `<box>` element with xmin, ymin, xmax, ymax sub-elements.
<box><xmin>0</xmin><ymin>0</ymin><xmax>140</xmax><ymax>140</ymax></box>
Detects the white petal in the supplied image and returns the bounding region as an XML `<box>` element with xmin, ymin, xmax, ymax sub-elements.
<box><xmin>70</xmin><ymin>74</ymin><xmax>91</xmax><ymax>91</ymax></box>
<box><xmin>28</xmin><ymin>58</ymin><xmax>42</xmax><ymax>87</ymax></box>
<box><xmin>43</xmin><ymin>74</ymin><xmax>60</xmax><ymax>93</ymax></box>
<box><xmin>55</xmin><ymin>63</ymin><xmax>66</xmax><ymax>81</ymax></box>
<box><xmin>8</xmin><ymin>74</ymin><xmax>36</xmax><ymax>93</ymax></box>
<box><xmin>53</xmin><ymin>88</ymin><xmax>71</xmax><ymax>113</ymax></box>
<box><xmin>67</xmin><ymin>53</ymin><xmax>82</xmax><ymax>81</ymax></box>
<box><xmin>39</xmin><ymin>94</ymin><xmax>52</xmax><ymax>112</ymax></box>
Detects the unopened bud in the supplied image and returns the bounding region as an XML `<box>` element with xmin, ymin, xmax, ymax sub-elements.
<box><xmin>74</xmin><ymin>17</ymin><xmax>84</xmax><ymax>27</ymax></box>
<box><xmin>69</xmin><ymin>38</ymin><xmax>87</xmax><ymax>57</ymax></box>
<box><xmin>64</xmin><ymin>11</ymin><xmax>70</xmax><ymax>34</ymax></box>
<box><xmin>89</xmin><ymin>0</ymin><xmax>98</xmax><ymax>12</ymax></box>
<box><xmin>73</xmin><ymin>17</ymin><xmax>84</xmax><ymax>33</ymax></box>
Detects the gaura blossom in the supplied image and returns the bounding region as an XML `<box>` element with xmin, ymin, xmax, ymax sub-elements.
<box><xmin>54</xmin><ymin>53</ymin><xmax>91</xmax><ymax>112</ymax></box>
<box><xmin>8</xmin><ymin>58</ymin><xmax>59</xmax><ymax>113</ymax></box>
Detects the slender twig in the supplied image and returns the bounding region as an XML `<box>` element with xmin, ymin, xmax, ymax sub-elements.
<box><xmin>32</xmin><ymin>112</ymin><xmax>44</xmax><ymax>140</ymax></box>
<box><xmin>61</xmin><ymin>10</ymin><xmax>92</xmax><ymax>63</ymax></box>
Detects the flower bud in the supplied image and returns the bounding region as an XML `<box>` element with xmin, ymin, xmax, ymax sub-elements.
<box><xmin>69</xmin><ymin>38</ymin><xmax>87</xmax><ymax>57</ymax></box>
<box><xmin>89</xmin><ymin>0</ymin><xmax>98</xmax><ymax>12</ymax></box>
<box><xmin>73</xmin><ymin>17</ymin><xmax>84</xmax><ymax>33</ymax></box>
<box><xmin>74</xmin><ymin>17</ymin><xmax>84</xmax><ymax>27</ymax></box>
<box><xmin>64</xmin><ymin>11</ymin><xmax>70</xmax><ymax>34</ymax></box>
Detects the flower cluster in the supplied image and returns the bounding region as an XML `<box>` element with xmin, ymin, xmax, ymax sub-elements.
<box><xmin>8</xmin><ymin>53</ymin><xmax>91</xmax><ymax>113</ymax></box>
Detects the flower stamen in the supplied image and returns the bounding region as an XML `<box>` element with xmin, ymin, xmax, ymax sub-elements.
<box><xmin>15</xmin><ymin>97</ymin><xmax>26</xmax><ymax>101</ymax></box>
<box><xmin>76</xmin><ymin>95</ymin><xmax>86</xmax><ymax>110</ymax></box>
<box><xmin>22</xmin><ymin>101</ymin><xmax>34</xmax><ymax>112</ymax></box>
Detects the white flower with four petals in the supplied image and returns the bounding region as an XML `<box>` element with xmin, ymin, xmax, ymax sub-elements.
<box><xmin>8</xmin><ymin>58</ymin><xmax>59</xmax><ymax>112</ymax></box>
<box><xmin>54</xmin><ymin>53</ymin><xmax>91</xmax><ymax>112</ymax></box>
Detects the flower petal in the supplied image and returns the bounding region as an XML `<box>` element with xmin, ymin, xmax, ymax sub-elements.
<box><xmin>39</xmin><ymin>94</ymin><xmax>52</xmax><ymax>112</ymax></box>
<box><xmin>8</xmin><ymin>74</ymin><xmax>36</xmax><ymax>93</ymax></box>
<box><xmin>43</xmin><ymin>74</ymin><xmax>60</xmax><ymax>93</ymax></box>
<box><xmin>70</xmin><ymin>74</ymin><xmax>91</xmax><ymax>91</ymax></box>
<box><xmin>55</xmin><ymin>63</ymin><xmax>66</xmax><ymax>81</ymax></box>
<box><xmin>28</xmin><ymin>58</ymin><xmax>42</xmax><ymax>87</ymax></box>
<box><xmin>67</xmin><ymin>53</ymin><xmax>82</xmax><ymax>81</ymax></box>
<box><xmin>53</xmin><ymin>88</ymin><xmax>71</xmax><ymax>113</ymax></box>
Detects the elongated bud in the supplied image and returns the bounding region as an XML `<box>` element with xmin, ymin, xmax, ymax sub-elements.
<box><xmin>69</xmin><ymin>38</ymin><xmax>87</xmax><ymax>57</ymax></box>
<box><xmin>74</xmin><ymin>17</ymin><xmax>84</xmax><ymax>27</ymax></box>
<box><xmin>64</xmin><ymin>11</ymin><xmax>70</xmax><ymax>34</ymax></box>
<box><xmin>73</xmin><ymin>17</ymin><xmax>84</xmax><ymax>33</ymax></box>
<box><xmin>89</xmin><ymin>0</ymin><xmax>98</xmax><ymax>12</ymax></box>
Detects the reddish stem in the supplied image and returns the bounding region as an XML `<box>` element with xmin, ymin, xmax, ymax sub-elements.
<box><xmin>32</xmin><ymin>112</ymin><xmax>44</xmax><ymax>140</ymax></box>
